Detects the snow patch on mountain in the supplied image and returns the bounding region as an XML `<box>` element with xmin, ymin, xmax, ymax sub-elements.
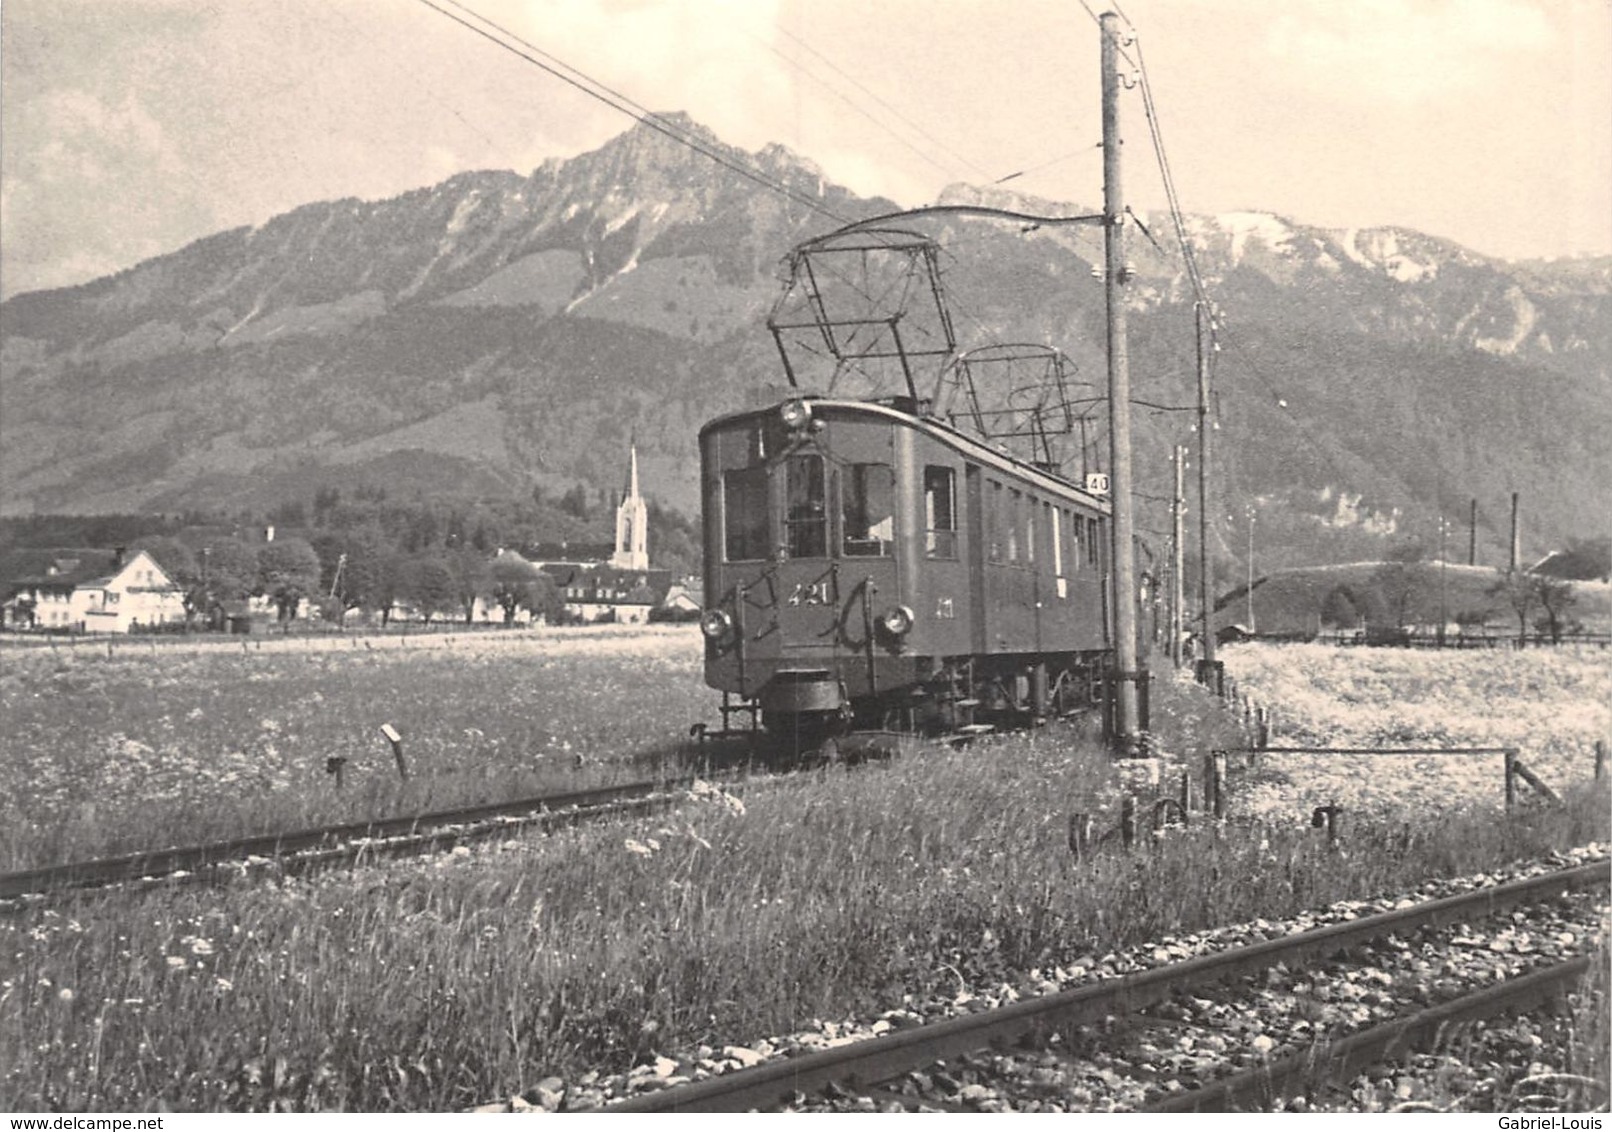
<box><xmin>1219</xmin><ymin>211</ymin><xmax>1294</xmax><ymax>264</ymax></box>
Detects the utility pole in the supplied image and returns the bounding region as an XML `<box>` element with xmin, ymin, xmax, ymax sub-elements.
<box><xmin>1439</xmin><ymin>516</ymin><xmax>1448</xmax><ymax>644</ymax></box>
<box><xmin>1195</xmin><ymin>301</ymin><xmax>1216</xmax><ymax>671</ymax></box>
<box><xmin>1171</xmin><ymin>445</ymin><xmax>1185</xmax><ymax>667</ymax></box>
<box><xmin>1100</xmin><ymin>11</ymin><xmax>1140</xmax><ymax>750</ymax></box>
<box><xmin>1509</xmin><ymin>492</ymin><xmax>1521</xmax><ymax>572</ymax></box>
<box><xmin>1246</xmin><ymin>504</ymin><xmax>1256</xmax><ymax>634</ymax></box>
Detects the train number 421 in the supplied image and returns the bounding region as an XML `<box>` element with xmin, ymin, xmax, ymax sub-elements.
<box><xmin>786</xmin><ymin>580</ymin><xmax>832</xmax><ymax>606</ymax></box>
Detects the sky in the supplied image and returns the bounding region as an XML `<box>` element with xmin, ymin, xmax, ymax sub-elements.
<box><xmin>1</xmin><ymin>0</ymin><xmax>1608</xmax><ymax>300</ymax></box>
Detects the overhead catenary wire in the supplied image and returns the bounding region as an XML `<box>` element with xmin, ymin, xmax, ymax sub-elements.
<box><xmin>416</xmin><ymin>0</ymin><xmax>856</xmax><ymax>229</ymax></box>
<box><xmin>770</xmin><ymin>24</ymin><xmax>998</xmax><ymax>185</ymax></box>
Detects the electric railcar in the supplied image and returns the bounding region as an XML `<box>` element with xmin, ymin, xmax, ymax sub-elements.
<box><xmin>699</xmin><ymin>393</ymin><xmax>1113</xmax><ymax>747</ymax></box>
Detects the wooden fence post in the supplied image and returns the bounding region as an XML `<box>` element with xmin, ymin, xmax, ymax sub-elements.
<box><xmin>1120</xmin><ymin>794</ymin><xmax>1137</xmax><ymax>850</ymax></box>
<box><xmin>1211</xmin><ymin>751</ymin><xmax>1228</xmax><ymax>820</ymax></box>
<box><xmin>381</xmin><ymin>723</ymin><xmax>408</xmax><ymax>780</ymax></box>
<box><xmin>1503</xmin><ymin>748</ymin><xmax>1516</xmax><ymax>812</ymax></box>
<box><xmin>1597</xmin><ymin>740</ymin><xmax>1606</xmax><ymax>781</ymax></box>
<box><xmin>1179</xmin><ymin>771</ymin><xmax>1193</xmax><ymax>822</ymax></box>
<box><xmin>1068</xmin><ymin>813</ymin><xmax>1094</xmax><ymax>862</ymax></box>
<box><xmin>1511</xmin><ymin>757</ymin><xmax>1563</xmax><ymax>807</ymax></box>
<box><xmin>1311</xmin><ymin>803</ymin><xmax>1342</xmax><ymax>849</ymax></box>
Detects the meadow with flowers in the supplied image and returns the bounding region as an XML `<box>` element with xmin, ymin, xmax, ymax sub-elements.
<box><xmin>0</xmin><ymin>626</ymin><xmax>708</xmax><ymax>871</ymax></box>
<box><xmin>1215</xmin><ymin>643</ymin><xmax>1611</xmax><ymax>819</ymax></box>
<box><xmin>3</xmin><ymin>717</ymin><xmax>1604</xmax><ymax>1111</ymax></box>
<box><xmin>2</xmin><ymin>630</ymin><xmax>1607</xmax><ymax>1110</ymax></box>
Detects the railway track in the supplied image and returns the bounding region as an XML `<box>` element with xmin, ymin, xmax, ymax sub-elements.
<box><xmin>0</xmin><ymin>774</ymin><xmax>740</xmax><ymax>908</ymax></box>
<box><xmin>598</xmin><ymin>860</ymin><xmax>1609</xmax><ymax>1112</ymax></box>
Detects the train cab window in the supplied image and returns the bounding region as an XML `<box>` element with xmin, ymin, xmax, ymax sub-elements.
<box><xmin>843</xmin><ymin>463</ymin><xmax>894</xmax><ymax>557</ymax></box>
<box><xmin>1067</xmin><ymin>509</ymin><xmax>1080</xmax><ymax>574</ymax></box>
<box><xmin>723</xmin><ymin>466</ymin><xmax>770</xmax><ymax>561</ymax></box>
<box><xmin>923</xmin><ymin>466</ymin><xmax>957</xmax><ymax>559</ymax></box>
<box><xmin>1087</xmin><ymin>517</ymin><xmax>1102</xmax><ymax>566</ymax></box>
<box><xmin>1027</xmin><ymin>500</ymin><xmax>1039</xmax><ymax>565</ymax></box>
<box><xmin>785</xmin><ymin>454</ymin><xmax>827</xmax><ymax>558</ymax></box>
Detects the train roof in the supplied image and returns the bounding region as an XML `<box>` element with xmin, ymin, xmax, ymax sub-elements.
<box><xmin>701</xmin><ymin>396</ymin><xmax>1112</xmax><ymax>514</ymax></box>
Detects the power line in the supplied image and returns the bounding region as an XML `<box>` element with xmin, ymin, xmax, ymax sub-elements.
<box><xmin>771</xmin><ymin>24</ymin><xmax>997</xmax><ymax>185</ymax></box>
<box><xmin>416</xmin><ymin>0</ymin><xmax>855</xmax><ymax>228</ymax></box>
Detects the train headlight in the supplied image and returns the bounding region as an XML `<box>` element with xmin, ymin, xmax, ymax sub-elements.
<box><xmin>779</xmin><ymin>398</ymin><xmax>813</xmax><ymax>431</ymax></box>
<box><xmin>878</xmin><ymin>605</ymin><xmax>915</xmax><ymax>638</ymax></box>
<box><xmin>700</xmin><ymin>608</ymin><xmax>734</xmax><ymax>642</ymax></box>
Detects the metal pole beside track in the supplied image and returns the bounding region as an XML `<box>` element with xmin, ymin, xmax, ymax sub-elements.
<box><xmin>1100</xmin><ymin>11</ymin><xmax>1140</xmax><ymax>750</ymax></box>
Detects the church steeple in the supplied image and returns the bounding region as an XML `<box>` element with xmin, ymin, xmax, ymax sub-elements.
<box><xmin>611</xmin><ymin>441</ymin><xmax>649</xmax><ymax>570</ymax></box>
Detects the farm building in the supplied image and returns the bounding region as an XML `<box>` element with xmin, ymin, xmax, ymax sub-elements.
<box><xmin>0</xmin><ymin>547</ymin><xmax>186</xmax><ymax>633</ymax></box>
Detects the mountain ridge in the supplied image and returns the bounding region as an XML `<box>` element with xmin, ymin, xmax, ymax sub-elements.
<box><xmin>2</xmin><ymin>116</ymin><xmax>1607</xmax><ymax>572</ymax></box>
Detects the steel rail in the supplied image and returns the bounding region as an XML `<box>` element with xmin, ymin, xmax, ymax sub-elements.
<box><xmin>1145</xmin><ymin>956</ymin><xmax>1596</xmax><ymax>1112</ymax></box>
<box><xmin>599</xmin><ymin>860</ymin><xmax>1609</xmax><ymax>1112</ymax></box>
<box><xmin>0</xmin><ymin>777</ymin><xmax>713</xmax><ymax>902</ymax></box>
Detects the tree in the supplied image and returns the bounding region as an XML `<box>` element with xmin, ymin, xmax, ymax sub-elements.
<box><xmin>311</xmin><ymin>528</ymin><xmax>390</xmax><ymax>616</ymax></box>
<box><xmin>1488</xmin><ymin>569</ymin><xmax>1537</xmax><ymax>643</ymax></box>
<box><xmin>1534</xmin><ymin>576</ymin><xmax>1577</xmax><ymax>644</ymax></box>
<box><xmin>488</xmin><ymin>556</ymin><xmax>540</xmax><ymax>625</ymax></box>
<box><xmin>559</xmin><ymin>483</ymin><xmax>590</xmax><ymax>520</ymax></box>
<box><xmin>401</xmin><ymin>554</ymin><xmax>457</xmax><ymax>623</ymax></box>
<box><xmin>446</xmin><ymin>548</ymin><xmax>489</xmax><ymax>623</ymax></box>
<box><xmin>1368</xmin><ymin>542</ymin><xmax>1429</xmax><ymax>630</ymax></box>
<box><xmin>1320</xmin><ymin>585</ymin><xmax>1360</xmax><ymax>630</ymax></box>
<box><xmin>256</xmin><ymin>538</ymin><xmax>322</xmax><ymax>623</ymax></box>
<box><xmin>199</xmin><ymin>538</ymin><xmax>260</xmax><ymax>620</ymax></box>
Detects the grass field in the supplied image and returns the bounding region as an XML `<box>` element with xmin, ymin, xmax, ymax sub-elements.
<box><xmin>1216</xmin><ymin>642</ymin><xmax>1611</xmax><ymax>818</ymax></box>
<box><xmin>0</xmin><ymin>626</ymin><xmax>707</xmax><ymax>871</ymax></box>
<box><xmin>2</xmin><ymin>630</ymin><xmax>1606</xmax><ymax>1110</ymax></box>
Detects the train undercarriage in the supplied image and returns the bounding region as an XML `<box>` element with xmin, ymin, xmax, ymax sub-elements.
<box><xmin>696</xmin><ymin>650</ymin><xmax>1119</xmax><ymax>760</ymax></box>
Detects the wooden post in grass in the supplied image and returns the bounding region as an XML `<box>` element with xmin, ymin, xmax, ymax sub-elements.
<box><xmin>1068</xmin><ymin>813</ymin><xmax>1094</xmax><ymax>862</ymax></box>
<box><xmin>381</xmin><ymin>723</ymin><xmax>408</xmax><ymax>780</ymax></box>
<box><xmin>1255</xmin><ymin>706</ymin><xmax>1269</xmax><ymax>750</ymax></box>
<box><xmin>1120</xmin><ymin>794</ymin><xmax>1137</xmax><ymax>850</ymax></box>
<box><xmin>1179</xmin><ymin>771</ymin><xmax>1193</xmax><ymax>822</ymax></box>
<box><xmin>1511</xmin><ymin>758</ymin><xmax>1562</xmax><ymax>807</ymax></box>
<box><xmin>1504</xmin><ymin>748</ymin><xmax>1517</xmax><ymax>811</ymax></box>
<box><xmin>1596</xmin><ymin>740</ymin><xmax>1606</xmax><ymax>781</ymax></box>
<box><xmin>1311</xmin><ymin>803</ymin><xmax>1342</xmax><ymax>849</ymax></box>
<box><xmin>326</xmin><ymin>756</ymin><xmax>347</xmax><ymax>790</ymax></box>
<box><xmin>1209</xmin><ymin>751</ymin><xmax>1228</xmax><ymax>820</ymax></box>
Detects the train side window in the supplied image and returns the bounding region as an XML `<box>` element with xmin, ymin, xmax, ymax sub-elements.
<box><xmin>1027</xmin><ymin>500</ymin><xmax>1040</xmax><ymax>565</ymax></box>
<box><xmin>1087</xmin><ymin>516</ymin><xmax>1102</xmax><ymax>565</ymax></box>
<box><xmin>1052</xmin><ymin>507</ymin><xmax>1064</xmax><ymax>576</ymax></box>
<box><xmin>987</xmin><ymin>480</ymin><xmax>1004</xmax><ymax>562</ymax></box>
<box><xmin>723</xmin><ymin>467</ymin><xmax>770</xmax><ymax>561</ymax></box>
<box><xmin>1067</xmin><ymin>509</ymin><xmax>1079</xmax><ymax>573</ymax></box>
<box><xmin>843</xmin><ymin>463</ymin><xmax>894</xmax><ymax>557</ymax></box>
<box><xmin>785</xmin><ymin>454</ymin><xmax>827</xmax><ymax>558</ymax></box>
<box><xmin>1007</xmin><ymin>490</ymin><xmax>1022</xmax><ymax>564</ymax></box>
<box><xmin>923</xmin><ymin>466</ymin><xmax>957</xmax><ymax>559</ymax></box>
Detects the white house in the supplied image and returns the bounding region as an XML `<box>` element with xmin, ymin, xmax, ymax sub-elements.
<box><xmin>0</xmin><ymin>548</ymin><xmax>186</xmax><ymax>633</ymax></box>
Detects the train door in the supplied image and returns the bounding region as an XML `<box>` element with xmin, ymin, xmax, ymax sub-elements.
<box><xmin>965</xmin><ymin>463</ymin><xmax>986</xmax><ymax>654</ymax></box>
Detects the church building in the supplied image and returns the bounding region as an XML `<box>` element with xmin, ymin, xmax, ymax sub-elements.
<box><xmin>536</xmin><ymin>444</ymin><xmax>672</xmax><ymax>623</ymax></box>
